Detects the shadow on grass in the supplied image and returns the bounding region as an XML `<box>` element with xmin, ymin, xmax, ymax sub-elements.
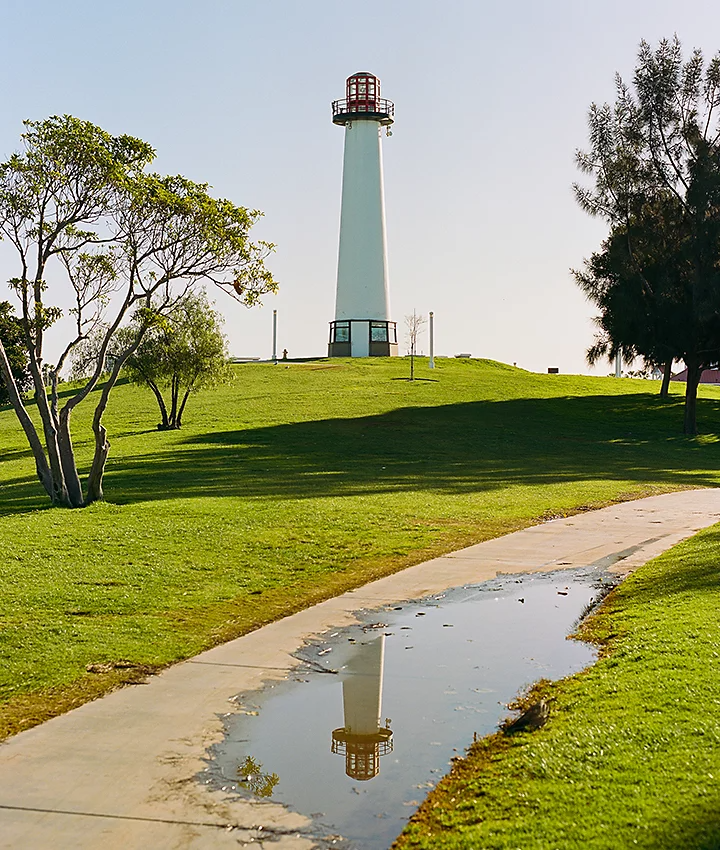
<box><xmin>3</xmin><ymin>393</ymin><xmax>720</xmax><ymax>514</ymax></box>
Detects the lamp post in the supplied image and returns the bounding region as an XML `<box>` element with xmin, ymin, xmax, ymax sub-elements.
<box><xmin>272</xmin><ymin>309</ymin><xmax>277</xmax><ymax>364</ymax></box>
<box><xmin>429</xmin><ymin>311</ymin><xmax>435</xmax><ymax>369</ymax></box>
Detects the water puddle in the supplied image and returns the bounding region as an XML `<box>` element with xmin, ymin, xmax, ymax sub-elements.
<box><xmin>203</xmin><ymin>566</ymin><xmax>615</xmax><ymax>849</ymax></box>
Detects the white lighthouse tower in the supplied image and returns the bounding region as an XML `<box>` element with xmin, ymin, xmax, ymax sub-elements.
<box><xmin>328</xmin><ymin>72</ymin><xmax>398</xmax><ymax>358</ymax></box>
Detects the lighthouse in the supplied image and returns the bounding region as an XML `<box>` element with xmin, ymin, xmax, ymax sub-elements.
<box><xmin>331</xmin><ymin>636</ymin><xmax>393</xmax><ymax>781</ymax></box>
<box><xmin>328</xmin><ymin>72</ymin><xmax>398</xmax><ymax>358</ymax></box>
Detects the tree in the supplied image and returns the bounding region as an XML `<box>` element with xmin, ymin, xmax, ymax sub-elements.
<box><xmin>0</xmin><ymin>115</ymin><xmax>277</xmax><ymax>507</ymax></box>
<box><xmin>122</xmin><ymin>292</ymin><xmax>231</xmax><ymax>429</ymax></box>
<box><xmin>574</xmin><ymin>37</ymin><xmax>720</xmax><ymax>434</ymax></box>
<box><xmin>405</xmin><ymin>310</ymin><xmax>426</xmax><ymax>381</ymax></box>
<box><xmin>573</xmin><ymin>192</ymin><xmax>691</xmax><ymax>399</ymax></box>
<box><xmin>0</xmin><ymin>301</ymin><xmax>31</xmax><ymax>405</ymax></box>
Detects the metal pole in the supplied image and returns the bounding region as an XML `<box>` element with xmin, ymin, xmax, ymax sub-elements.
<box><xmin>429</xmin><ymin>311</ymin><xmax>435</xmax><ymax>369</ymax></box>
<box><xmin>272</xmin><ymin>309</ymin><xmax>278</xmax><ymax>364</ymax></box>
<box><xmin>615</xmin><ymin>350</ymin><xmax>621</xmax><ymax>378</ymax></box>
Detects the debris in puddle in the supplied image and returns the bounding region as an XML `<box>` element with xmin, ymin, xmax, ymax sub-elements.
<box><xmin>318</xmin><ymin>648</ymin><xmax>332</xmax><ymax>656</ymax></box>
<box><xmin>442</xmin><ymin>624</ymin><xmax>454</xmax><ymax>628</ymax></box>
<box><xmin>405</xmin><ymin>646</ymin><xmax>414</xmax><ymax>650</ymax></box>
<box><xmin>415</xmin><ymin>612</ymin><xmax>426</xmax><ymax>617</ymax></box>
<box><xmin>518</xmin><ymin>598</ymin><xmax>525</xmax><ymax>603</ymax></box>
<box><xmin>557</xmin><ymin>591</ymin><xmax>568</xmax><ymax>596</ymax></box>
<box><xmin>400</xmin><ymin>626</ymin><xmax>411</xmax><ymax>630</ymax></box>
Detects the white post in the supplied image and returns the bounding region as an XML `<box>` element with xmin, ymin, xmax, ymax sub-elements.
<box><xmin>429</xmin><ymin>311</ymin><xmax>435</xmax><ymax>369</ymax></box>
<box><xmin>272</xmin><ymin>309</ymin><xmax>277</xmax><ymax>364</ymax></box>
<box><xmin>615</xmin><ymin>350</ymin><xmax>621</xmax><ymax>378</ymax></box>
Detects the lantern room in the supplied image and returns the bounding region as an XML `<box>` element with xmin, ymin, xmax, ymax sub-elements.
<box><xmin>332</xmin><ymin>72</ymin><xmax>394</xmax><ymax>126</ymax></box>
<box><xmin>347</xmin><ymin>72</ymin><xmax>379</xmax><ymax>112</ymax></box>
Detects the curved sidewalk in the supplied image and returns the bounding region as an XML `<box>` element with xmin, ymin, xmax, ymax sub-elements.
<box><xmin>1</xmin><ymin>489</ymin><xmax>719</xmax><ymax>849</ymax></box>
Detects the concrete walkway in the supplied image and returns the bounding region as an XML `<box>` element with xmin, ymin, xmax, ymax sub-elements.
<box><xmin>1</xmin><ymin>489</ymin><xmax>719</xmax><ymax>849</ymax></box>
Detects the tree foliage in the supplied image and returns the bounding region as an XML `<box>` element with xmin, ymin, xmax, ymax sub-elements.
<box><xmin>0</xmin><ymin>115</ymin><xmax>277</xmax><ymax>507</ymax></box>
<box><xmin>574</xmin><ymin>37</ymin><xmax>720</xmax><ymax>434</ymax></box>
<box><xmin>122</xmin><ymin>291</ymin><xmax>231</xmax><ymax>429</ymax></box>
<box><xmin>0</xmin><ymin>301</ymin><xmax>31</xmax><ymax>405</ymax></box>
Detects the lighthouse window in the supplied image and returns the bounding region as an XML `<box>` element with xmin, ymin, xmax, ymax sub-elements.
<box><xmin>370</xmin><ymin>322</ymin><xmax>388</xmax><ymax>342</ymax></box>
<box><xmin>333</xmin><ymin>322</ymin><xmax>350</xmax><ymax>343</ymax></box>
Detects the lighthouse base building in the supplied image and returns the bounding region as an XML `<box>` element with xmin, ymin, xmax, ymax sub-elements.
<box><xmin>329</xmin><ymin>72</ymin><xmax>398</xmax><ymax>358</ymax></box>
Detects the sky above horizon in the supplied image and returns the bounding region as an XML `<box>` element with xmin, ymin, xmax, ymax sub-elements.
<box><xmin>2</xmin><ymin>1</ymin><xmax>720</xmax><ymax>374</ymax></box>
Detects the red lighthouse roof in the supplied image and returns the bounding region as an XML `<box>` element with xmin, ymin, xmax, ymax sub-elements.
<box><xmin>332</xmin><ymin>72</ymin><xmax>394</xmax><ymax>126</ymax></box>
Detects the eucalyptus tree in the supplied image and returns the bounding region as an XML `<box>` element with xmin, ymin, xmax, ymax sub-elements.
<box><xmin>122</xmin><ymin>291</ymin><xmax>231</xmax><ymax>430</ymax></box>
<box><xmin>0</xmin><ymin>115</ymin><xmax>277</xmax><ymax>507</ymax></box>
<box><xmin>574</xmin><ymin>37</ymin><xmax>720</xmax><ymax>434</ymax></box>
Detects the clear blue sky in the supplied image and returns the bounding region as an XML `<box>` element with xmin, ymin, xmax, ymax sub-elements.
<box><xmin>2</xmin><ymin>0</ymin><xmax>719</xmax><ymax>373</ymax></box>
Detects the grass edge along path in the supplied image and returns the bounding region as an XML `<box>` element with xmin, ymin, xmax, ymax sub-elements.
<box><xmin>394</xmin><ymin>522</ymin><xmax>720</xmax><ymax>850</ymax></box>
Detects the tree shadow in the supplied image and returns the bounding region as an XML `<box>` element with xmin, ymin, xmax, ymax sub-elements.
<box><xmin>3</xmin><ymin>392</ymin><xmax>720</xmax><ymax>515</ymax></box>
<box><xmin>96</xmin><ymin>393</ymin><xmax>720</xmax><ymax>502</ymax></box>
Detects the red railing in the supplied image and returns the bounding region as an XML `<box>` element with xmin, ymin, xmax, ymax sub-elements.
<box><xmin>332</xmin><ymin>97</ymin><xmax>395</xmax><ymax>118</ymax></box>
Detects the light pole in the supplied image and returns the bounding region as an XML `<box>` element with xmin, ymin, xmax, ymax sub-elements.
<box><xmin>429</xmin><ymin>311</ymin><xmax>435</xmax><ymax>369</ymax></box>
<box><xmin>272</xmin><ymin>309</ymin><xmax>277</xmax><ymax>364</ymax></box>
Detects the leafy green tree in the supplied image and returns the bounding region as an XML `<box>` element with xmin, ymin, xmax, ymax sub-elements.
<box><xmin>0</xmin><ymin>301</ymin><xmax>31</xmax><ymax>405</ymax></box>
<box><xmin>0</xmin><ymin>115</ymin><xmax>277</xmax><ymax>507</ymax></box>
<box><xmin>122</xmin><ymin>292</ymin><xmax>231</xmax><ymax>429</ymax></box>
<box><xmin>574</xmin><ymin>193</ymin><xmax>691</xmax><ymax>399</ymax></box>
<box><xmin>574</xmin><ymin>37</ymin><xmax>720</xmax><ymax>434</ymax></box>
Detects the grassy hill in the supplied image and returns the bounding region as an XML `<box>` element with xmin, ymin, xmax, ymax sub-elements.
<box><xmin>1</xmin><ymin>357</ymin><xmax>719</xmax><ymax>738</ymax></box>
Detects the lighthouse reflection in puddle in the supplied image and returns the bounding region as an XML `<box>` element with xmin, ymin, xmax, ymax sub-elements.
<box><xmin>331</xmin><ymin>635</ymin><xmax>393</xmax><ymax>781</ymax></box>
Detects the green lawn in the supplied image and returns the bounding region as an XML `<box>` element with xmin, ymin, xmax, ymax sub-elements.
<box><xmin>395</xmin><ymin>522</ymin><xmax>720</xmax><ymax>850</ymax></box>
<box><xmin>1</xmin><ymin>357</ymin><xmax>719</xmax><ymax>739</ymax></box>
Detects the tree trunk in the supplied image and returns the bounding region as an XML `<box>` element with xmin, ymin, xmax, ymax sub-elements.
<box><xmin>28</xmin><ymin>358</ymin><xmax>70</xmax><ymax>506</ymax></box>
<box><xmin>85</xmin><ymin>347</ymin><xmax>139</xmax><ymax>504</ymax></box>
<box><xmin>176</xmin><ymin>379</ymin><xmax>196</xmax><ymax>428</ymax></box>
<box><xmin>86</xmin><ymin>416</ymin><xmax>110</xmax><ymax>504</ymax></box>
<box><xmin>147</xmin><ymin>379</ymin><xmax>169</xmax><ymax>429</ymax></box>
<box><xmin>168</xmin><ymin>374</ymin><xmax>179</xmax><ymax>428</ymax></box>
<box><xmin>659</xmin><ymin>359</ymin><xmax>673</xmax><ymax>398</ymax></box>
<box><xmin>683</xmin><ymin>356</ymin><xmax>702</xmax><ymax>435</ymax></box>
<box><xmin>0</xmin><ymin>339</ymin><xmax>54</xmax><ymax>497</ymax></box>
<box><xmin>58</xmin><ymin>408</ymin><xmax>84</xmax><ymax>508</ymax></box>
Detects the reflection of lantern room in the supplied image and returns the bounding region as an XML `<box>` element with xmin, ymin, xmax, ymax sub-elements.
<box><xmin>329</xmin><ymin>73</ymin><xmax>398</xmax><ymax>358</ymax></box>
<box><xmin>331</xmin><ymin>636</ymin><xmax>393</xmax><ymax>781</ymax></box>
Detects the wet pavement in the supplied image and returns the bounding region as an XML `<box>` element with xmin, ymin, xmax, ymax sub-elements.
<box><xmin>206</xmin><ymin>567</ymin><xmax>611</xmax><ymax>849</ymax></box>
